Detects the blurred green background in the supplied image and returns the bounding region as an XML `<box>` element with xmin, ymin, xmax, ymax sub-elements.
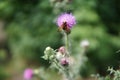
<box><xmin>0</xmin><ymin>0</ymin><xmax>120</xmax><ymax>80</ymax></box>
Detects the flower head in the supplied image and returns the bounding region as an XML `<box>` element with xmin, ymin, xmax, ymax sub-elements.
<box><xmin>24</xmin><ymin>68</ymin><xmax>33</xmax><ymax>80</ymax></box>
<box><xmin>57</xmin><ymin>13</ymin><xmax>76</xmax><ymax>29</ymax></box>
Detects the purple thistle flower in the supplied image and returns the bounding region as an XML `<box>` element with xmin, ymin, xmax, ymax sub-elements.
<box><xmin>57</xmin><ymin>13</ymin><xmax>76</xmax><ymax>29</ymax></box>
<box><xmin>24</xmin><ymin>68</ymin><xmax>33</xmax><ymax>80</ymax></box>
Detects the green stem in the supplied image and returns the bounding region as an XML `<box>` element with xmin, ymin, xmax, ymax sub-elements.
<box><xmin>63</xmin><ymin>31</ymin><xmax>70</xmax><ymax>56</ymax></box>
<box><xmin>66</xmin><ymin>71</ymin><xmax>72</xmax><ymax>80</ymax></box>
<box><xmin>61</xmin><ymin>30</ymin><xmax>73</xmax><ymax>80</ymax></box>
<box><xmin>53</xmin><ymin>59</ymin><xmax>64</xmax><ymax>71</ymax></box>
<box><xmin>53</xmin><ymin>59</ymin><xmax>73</xmax><ymax>80</ymax></box>
<box><xmin>64</xmin><ymin>68</ymin><xmax>73</xmax><ymax>80</ymax></box>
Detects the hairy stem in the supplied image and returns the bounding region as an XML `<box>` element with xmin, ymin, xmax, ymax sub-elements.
<box><xmin>63</xmin><ymin>31</ymin><xmax>70</xmax><ymax>56</ymax></box>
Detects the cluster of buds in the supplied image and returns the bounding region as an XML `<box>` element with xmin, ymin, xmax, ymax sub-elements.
<box><xmin>43</xmin><ymin>46</ymin><xmax>70</xmax><ymax>67</ymax></box>
<box><xmin>56</xmin><ymin>46</ymin><xmax>70</xmax><ymax>66</ymax></box>
<box><xmin>42</xmin><ymin>45</ymin><xmax>76</xmax><ymax>80</ymax></box>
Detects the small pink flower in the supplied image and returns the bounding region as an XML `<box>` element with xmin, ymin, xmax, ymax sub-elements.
<box><xmin>58</xmin><ymin>46</ymin><xmax>66</xmax><ymax>54</ymax></box>
<box><xmin>24</xmin><ymin>68</ymin><xmax>33</xmax><ymax>80</ymax></box>
<box><xmin>57</xmin><ymin>13</ymin><xmax>76</xmax><ymax>29</ymax></box>
<box><xmin>60</xmin><ymin>57</ymin><xmax>69</xmax><ymax>66</ymax></box>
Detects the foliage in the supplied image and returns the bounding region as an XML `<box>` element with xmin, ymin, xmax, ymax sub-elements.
<box><xmin>0</xmin><ymin>0</ymin><xmax>120</xmax><ymax>80</ymax></box>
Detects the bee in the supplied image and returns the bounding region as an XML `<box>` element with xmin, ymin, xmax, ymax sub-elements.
<box><xmin>58</xmin><ymin>22</ymin><xmax>71</xmax><ymax>34</ymax></box>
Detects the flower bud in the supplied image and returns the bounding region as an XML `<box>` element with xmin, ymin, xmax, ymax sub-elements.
<box><xmin>44</xmin><ymin>46</ymin><xmax>54</xmax><ymax>57</ymax></box>
<box><xmin>46</xmin><ymin>46</ymin><xmax>51</xmax><ymax>51</ymax></box>
<box><xmin>60</xmin><ymin>57</ymin><xmax>69</xmax><ymax>66</ymax></box>
<box><xmin>56</xmin><ymin>52</ymin><xmax>63</xmax><ymax>60</ymax></box>
<box><xmin>49</xmin><ymin>55</ymin><xmax>55</xmax><ymax>60</ymax></box>
<box><xmin>58</xmin><ymin>46</ymin><xmax>66</xmax><ymax>54</ymax></box>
